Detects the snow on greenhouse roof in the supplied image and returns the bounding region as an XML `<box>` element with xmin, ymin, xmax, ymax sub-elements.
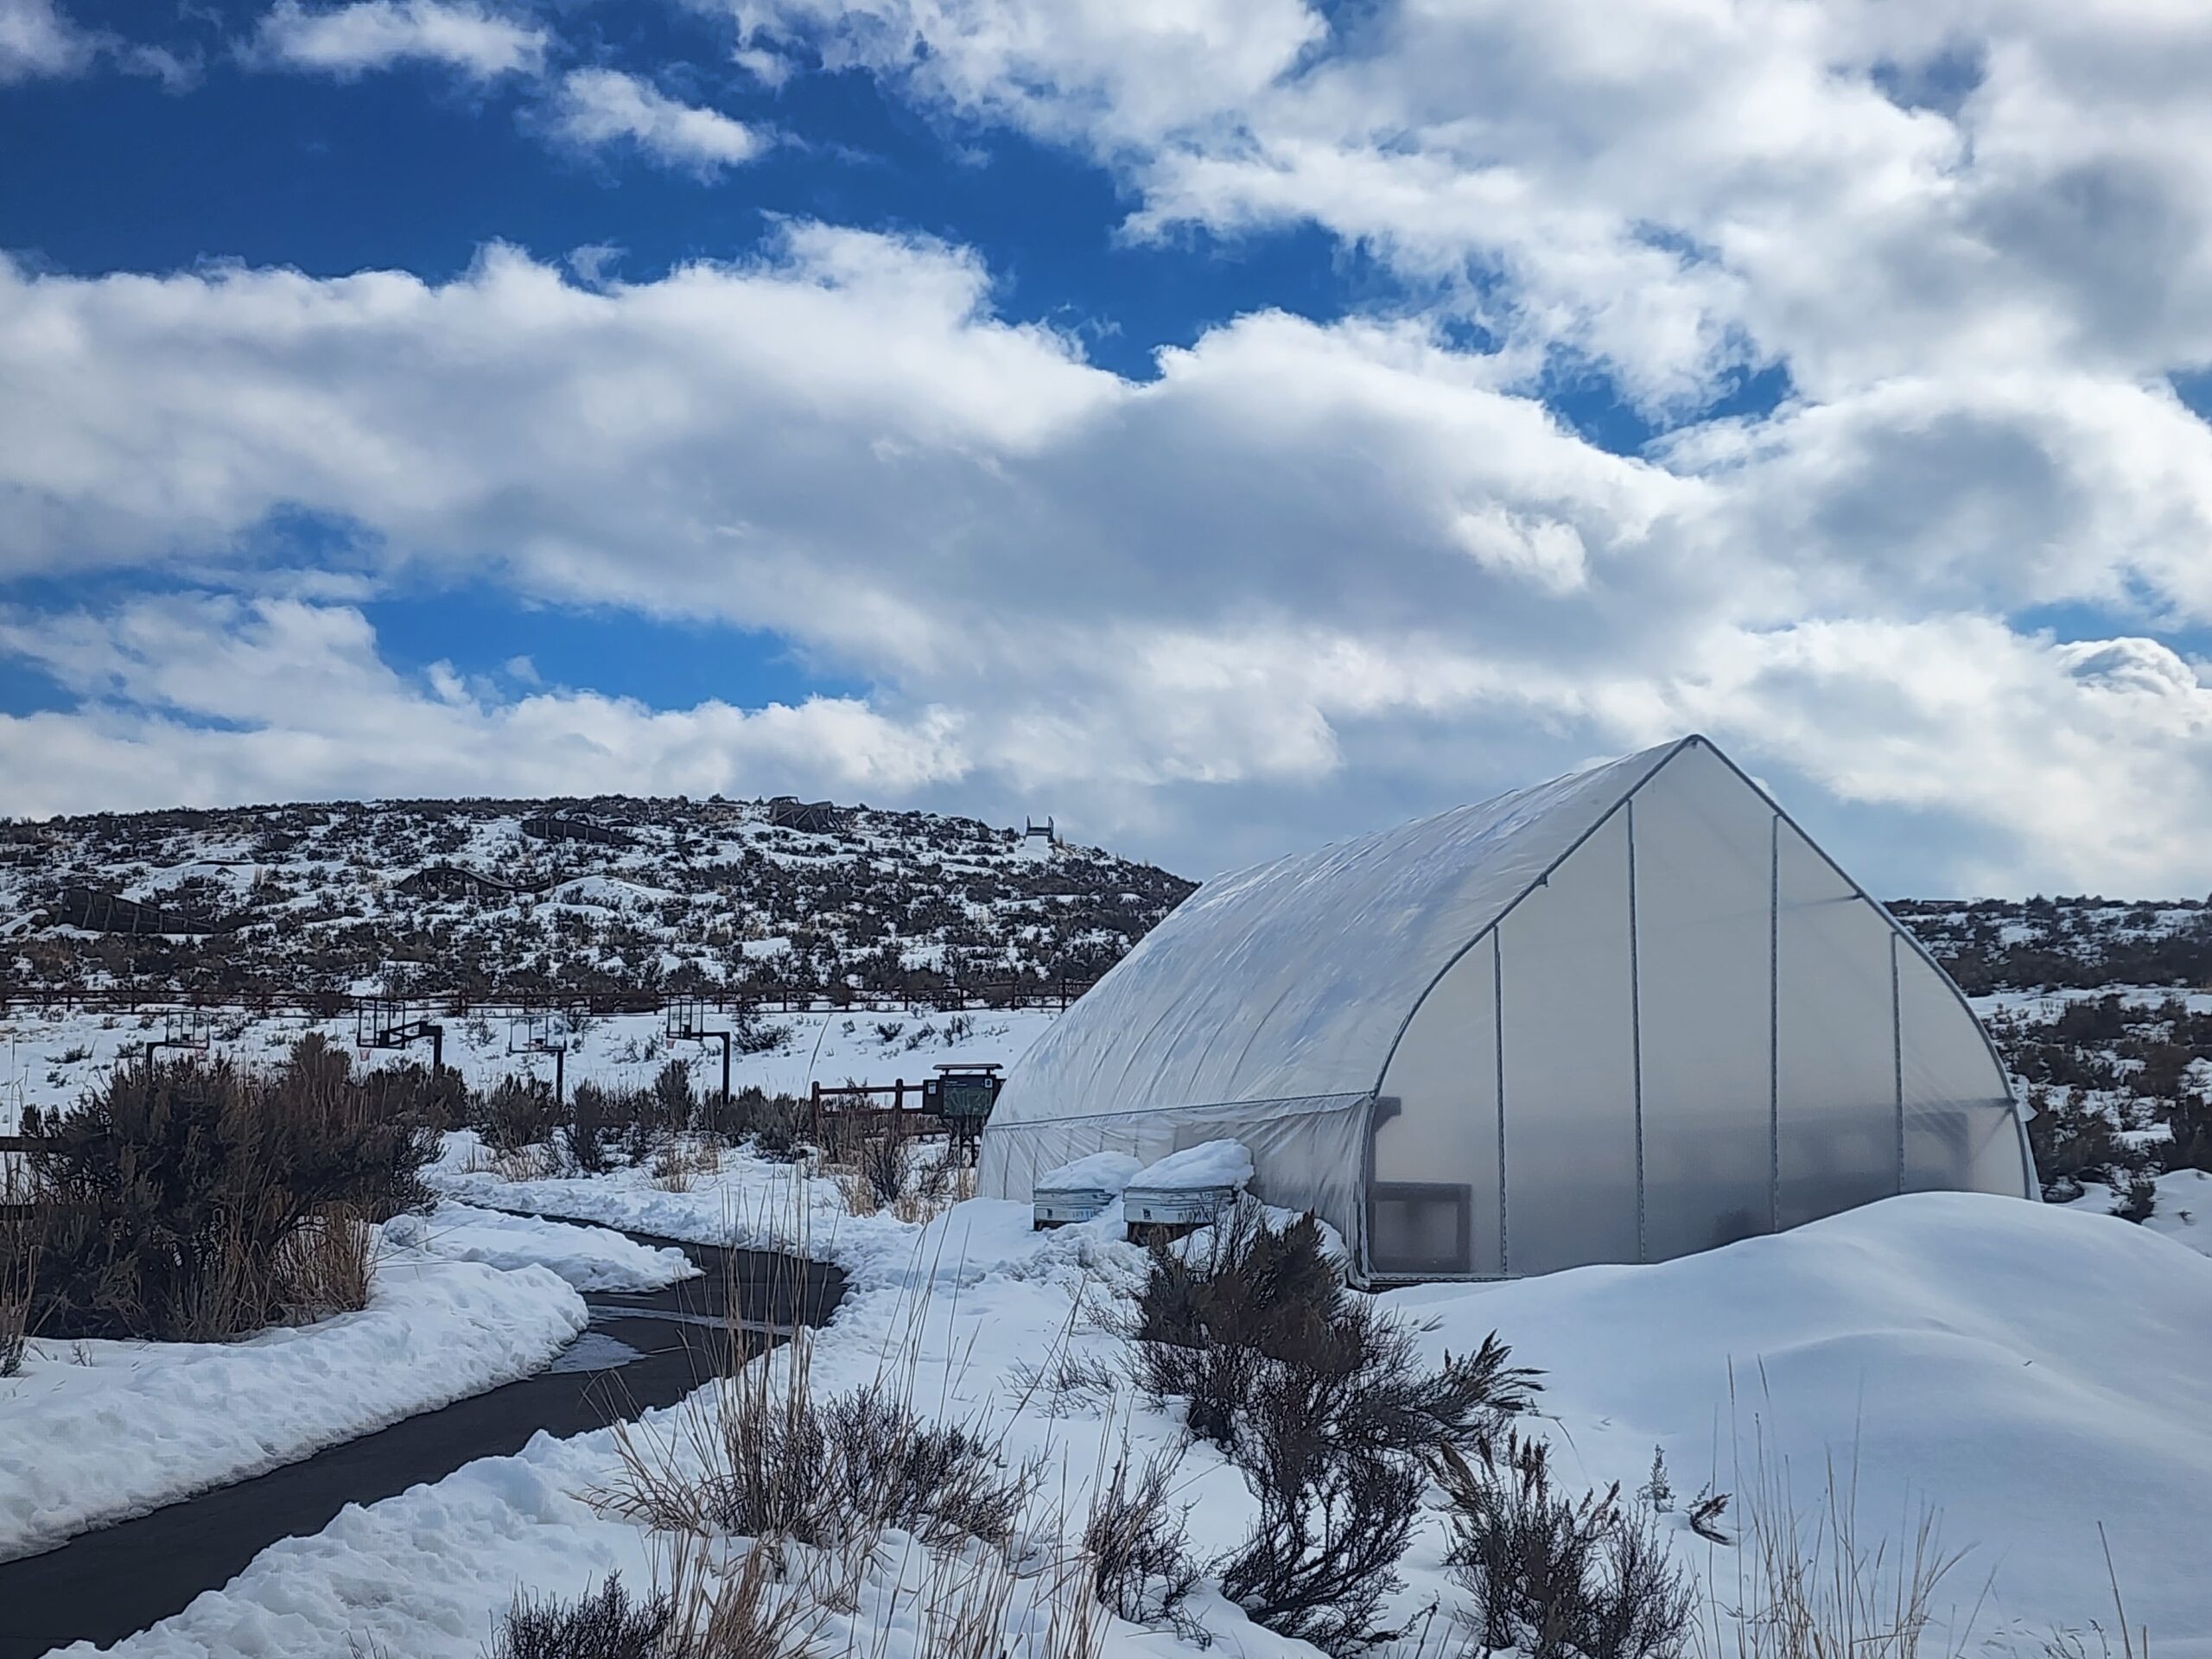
<box><xmin>993</xmin><ymin>737</ymin><xmax>1696</xmax><ymax>1129</ymax></box>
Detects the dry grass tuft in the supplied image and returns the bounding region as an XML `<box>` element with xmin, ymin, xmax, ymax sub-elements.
<box><xmin>274</xmin><ymin>1205</ymin><xmax>378</xmax><ymax>1322</ymax></box>
<box><xmin>892</xmin><ymin>1156</ymin><xmax>974</xmax><ymax>1225</ymax></box>
<box><xmin>1695</xmin><ymin>1395</ymin><xmax>1986</xmax><ymax>1659</ymax></box>
<box><xmin>1</xmin><ymin>1161</ymin><xmax>33</xmax><ymax>1376</ymax></box>
<box><xmin>652</xmin><ymin>1136</ymin><xmax>723</xmax><ymax>1194</ymax></box>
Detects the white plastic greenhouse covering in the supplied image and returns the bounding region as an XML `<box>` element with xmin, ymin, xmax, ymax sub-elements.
<box><xmin>979</xmin><ymin>734</ymin><xmax>2036</xmax><ymax>1283</ymax></box>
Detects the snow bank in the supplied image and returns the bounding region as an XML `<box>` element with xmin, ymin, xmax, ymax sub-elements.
<box><xmin>1390</xmin><ymin>1192</ymin><xmax>2212</xmax><ymax>1649</ymax></box>
<box><xmin>0</xmin><ymin>1255</ymin><xmax>587</xmax><ymax>1563</ymax></box>
<box><xmin>1128</xmin><ymin>1139</ymin><xmax>1252</xmax><ymax>1191</ymax></box>
<box><xmin>384</xmin><ymin>1203</ymin><xmax>698</xmax><ymax>1291</ymax></box>
<box><xmin>1035</xmin><ymin>1150</ymin><xmax>1144</xmax><ymax>1192</ymax></box>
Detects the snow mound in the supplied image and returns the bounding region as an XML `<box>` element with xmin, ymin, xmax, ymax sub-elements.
<box><xmin>1129</xmin><ymin>1139</ymin><xmax>1252</xmax><ymax>1192</ymax></box>
<box><xmin>1394</xmin><ymin>1192</ymin><xmax>2212</xmax><ymax>1649</ymax></box>
<box><xmin>0</xmin><ymin>1257</ymin><xmax>586</xmax><ymax>1562</ymax></box>
<box><xmin>1035</xmin><ymin>1151</ymin><xmax>1144</xmax><ymax>1193</ymax></box>
<box><xmin>384</xmin><ymin>1204</ymin><xmax>698</xmax><ymax>1291</ymax></box>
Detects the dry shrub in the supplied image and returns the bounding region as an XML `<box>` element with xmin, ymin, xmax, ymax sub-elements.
<box><xmin>751</xmin><ymin>1097</ymin><xmax>804</xmax><ymax>1162</ymax></box>
<box><xmin>487</xmin><ymin>1554</ymin><xmax>826</xmax><ymax>1659</ymax></box>
<box><xmin>858</xmin><ymin>1120</ymin><xmax>912</xmax><ymax>1209</ymax></box>
<box><xmin>1084</xmin><ymin>1440</ymin><xmax>1198</xmax><ymax>1630</ymax></box>
<box><xmin>1217</xmin><ymin>1410</ymin><xmax>1425</xmax><ymax>1654</ymax></box>
<box><xmin>1131</xmin><ymin>1205</ymin><xmax>1539</xmax><ymax>1655</ymax></box>
<box><xmin>493</xmin><ymin>1141</ymin><xmax>562</xmax><ymax>1183</ymax></box>
<box><xmin>654</xmin><ymin>1147</ymin><xmax>699</xmax><ymax>1195</ymax></box>
<box><xmin>1132</xmin><ymin>1205</ymin><xmax>1540</xmax><ymax>1459</ymax></box>
<box><xmin>594</xmin><ymin>1240</ymin><xmax>1089</xmax><ymax>1659</ymax></box>
<box><xmin>490</xmin><ymin>1573</ymin><xmax>675</xmax><ymax>1659</ymax></box>
<box><xmin>832</xmin><ymin>1166</ymin><xmax>879</xmax><ymax>1218</ymax></box>
<box><xmin>904</xmin><ymin>1544</ymin><xmax>1106</xmax><ymax>1659</ymax></box>
<box><xmin>652</xmin><ymin>1060</ymin><xmax>699</xmax><ymax>1130</ymax></box>
<box><xmin>810</xmin><ymin>1110</ymin><xmax>863</xmax><ymax>1170</ymax></box>
<box><xmin>601</xmin><ymin>1325</ymin><xmax>1035</xmax><ymax>1557</ymax></box>
<box><xmin>698</xmin><ymin>1086</ymin><xmax>793</xmax><ymax>1146</ymax></box>
<box><xmin>662</xmin><ymin>1540</ymin><xmax>828</xmax><ymax>1659</ymax></box>
<box><xmin>650</xmin><ymin>1136</ymin><xmax>722</xmax><ymax>1194</ymax></box>
<box><xmin>1436</xmin><ymin>1429</ymin><xmax>1694</xmax><ymax>1659</ymax></box>
<box><xmin>18</xmin><ymin>1038</ymin><xmax>437</xmax><ymax>1343</ymax></box>
<box><xmin>562</xmin><ymin>1082</ymin><xmax>620</xmax><ymax>1175</ymax></box>
<box><xmin>273</xmin><ymin>1205</ymin><xmax>378</xmax><ymax>1321</ymax></box>
<box><xmin>475</xmin><ymin>1075</ymin><xmax>558</xmax><ymax>1154</ymax></box>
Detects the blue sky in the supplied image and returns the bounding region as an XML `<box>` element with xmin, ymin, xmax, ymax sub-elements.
<box><xmin>3</xmin><ymin>0</ymin><xmax>2211</xmax><ymax>894</ymax></box>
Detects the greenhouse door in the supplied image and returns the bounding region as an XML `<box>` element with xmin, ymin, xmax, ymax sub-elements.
<box><xmin>1367</xmin><ymin>1137</ymin><xmax>1476</xmax><ymax>1275</ymax></box>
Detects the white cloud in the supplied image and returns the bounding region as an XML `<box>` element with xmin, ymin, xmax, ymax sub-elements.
<box><xmin>3</xmin><ymin>225</ymin><xmax>2209</xmax><ymax>890</ymax></box>
<box><xmin>729</xmin><ymin>0</ymin><xmax>1321</xmax><ymax>150</ymax></box>
<box><xmin>16</xmin><ymin>3</ymin><xmax>2212</xmax><ymax>889</ymax></box>
<box><xmin>252</xmin><ymin>0</ymin><xmax>545</xmax><ymax>80</ymax></box>
<box><xmin>1624</xmin><ymin>617</ymin><xmax>2212</xmax><ymax>896</ymax></box>
<box><xmin>729</xmin><ymin>2</ymin><xmax>2212</xmax><ymax>410</ymax></box>
<box><xmin>550</xmin><ymin>68</ymin><xmax>765</xmax><ymax>175</ymax></box>
<box><xmin>0</xmin><ymin>0</ymin><xmax>89</xmax><ymax>80</ymax></box>
<box><xmin>0</xmin><ymin>594</ymin><xmax>969</xmax><ymax>817</ymax></box>
<box><xmin>0</xmin><ymin>0</ymin><xmax>176</xmax><ymax>84</ymax></box>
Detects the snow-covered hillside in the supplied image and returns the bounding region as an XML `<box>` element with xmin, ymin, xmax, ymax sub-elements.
<box><xmin>1894</xmin><ymin>894</ymin><xmax>2212</xmax><ymax>993</ymax></box>
<box><xmin>0</xmin><ymin>796</ymin><xmax>1194</xmax><ymax>1002</ymax></box>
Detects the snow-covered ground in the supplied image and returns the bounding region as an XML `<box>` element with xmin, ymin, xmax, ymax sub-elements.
<box><xmin>382</xmin><ymin>1202</ymin><xmax>698</xmax><ymax>1292</ymax></box>
<box><xmin>73</xmin><ymin>1153</ymin><xmax>2212</xmax><ymax>1659</ymax></box>
<box><xmin>426</xmin><ymin>1128</ymin><xmax>911</xmax><ymax>1268</ymax></box>
<box><xmin>0</xmin><ymin>1004</ymin><xmax>1058</xmax><ymax>1133</ymax></box>
<box><xmin>2061</xmin><ymin>1167</ymin><xmax>2212</xmax><ymax>1256</ymax></box>
<box><xmin>1974</xmin><ymin>987</ymin><xmax>2212</xmax><ymax>1018</ymax></box>
<box><xmin>0</xmin><ymin>1241</ymin><xmax>590</xmax><ymax>1564</ymax></box>
<box><xmin>11</xmin><ymin>983</ymin><xmax>2212</xmax><ymax>1654</ymax></box>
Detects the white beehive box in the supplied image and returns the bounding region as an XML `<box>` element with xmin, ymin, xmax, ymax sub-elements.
<box><xmin>1033</xmin><ymin>1151</ymin><xmax>1144</xmax><ymax>1230</ymax></box>
<box><xmin>1122</xmin><ymin>1140</ymin><xmax>1254</xmax><ymax>1233</ymax></box>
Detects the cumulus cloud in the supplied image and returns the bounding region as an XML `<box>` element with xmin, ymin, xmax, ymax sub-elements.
<box><xmin>2</xmin><ymin>224</ymin><xmax>2209</xmax><ymax>889</ymax></box>
<box><xmin>0</xmin><ymin>0</ymin><xmax>92</xmax><ymax>81</ymax></box>
<box><xmin>251</xmin><ymin>0</ymin><xmax>546</xmax><ymax>80</ymax></box>
<box><xmin>11</xmin><ymin>0</ymin><xmax>2212</xmax><ymax>890</ymax></box>
<box><xmin>550</xmin><ymin>68</ymin><xmax>765</xmax><ymax>174</ymax></box>
<box><xmin>730</xmin><ymin>1</ymin><xmax>2212</xmax><ymax>410</ymax></box>
<box><xmin>0</xmin><ymin>594</ymin><xmax>968</xmax><ymax>817</ymax></box>
<box><xmin>1626</xmin><ymin>617</ymin><xmax>2212</xmax><ymax>895</ymax></box>
<box><xmin>0</xmin><ymin>0</ymin><xmax>189</xmax><ymax>85</ymax></box>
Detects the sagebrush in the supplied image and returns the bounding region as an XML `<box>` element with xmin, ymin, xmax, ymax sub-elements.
<box><xmin>10</xmin><ymin>1036</ymin><xmax>439</xmax><ymax>1342</ymax></box>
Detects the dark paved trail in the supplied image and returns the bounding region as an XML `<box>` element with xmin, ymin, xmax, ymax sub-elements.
<box><xmin>0</xmin><ymin>1232</ymin><xmax>843</xmax><ymax>1659</ymax></box>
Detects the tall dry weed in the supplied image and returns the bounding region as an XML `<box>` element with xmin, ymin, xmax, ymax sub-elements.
<box><xmin>1695</xmin><ymin>1375</ymin><xmax>1988</xmax><ymax>1659</ymax></box>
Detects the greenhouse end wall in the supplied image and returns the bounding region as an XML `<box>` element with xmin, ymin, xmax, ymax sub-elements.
<box><xmin>1368</xmin><ymin>740</ymin><xmax>2030</xmax><ymax>1282</ymax></box>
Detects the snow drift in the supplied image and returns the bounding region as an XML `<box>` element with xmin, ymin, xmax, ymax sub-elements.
<box><xmin>1393</xmin><ymin>1192</ymin><xmax>2212</xmax><ymax>1650</ymax></box>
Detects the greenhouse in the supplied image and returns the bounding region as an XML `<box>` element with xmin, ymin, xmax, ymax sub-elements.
<box><xmin>979</xmin><ymin>735</ymin><xmax>2036</xmax><ymax>1283</ymax></box>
